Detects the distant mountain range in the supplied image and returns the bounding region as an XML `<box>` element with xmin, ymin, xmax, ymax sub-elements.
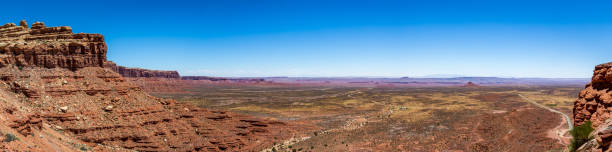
<box><xmin>260</xmin><ymin>76</ymin><xmax>589</xmax><ymax>86</ymax></box>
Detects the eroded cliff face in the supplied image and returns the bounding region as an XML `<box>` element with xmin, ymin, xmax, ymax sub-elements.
<box><xmin>104</xmin><ymin>61</ymin><xmax>180</xmax><ymax>78</ymax></box>
<box><xmin>0</xmin><ymin>20</ymin><xmax>308</xmax><ymax>151</ymax></box>
<box><xmin>0</xmin><ymin>21</ymin><xmax>107</xmax><ymax>70</ymax></box>
<box><xmin>573</xmin><ymin>62</ymin><xmax>612</xmax><ymax>151</ymax></box>
<box><xmin>574</xmin><ymin>62</ymin><xmax>612</xmax><ymax>128</ymax></box>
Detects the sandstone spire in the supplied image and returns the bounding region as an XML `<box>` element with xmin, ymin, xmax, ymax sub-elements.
<box><xmin>19</xmin><ymin>20</ymin><xmax>28</xmax><ymax>28</ymax></box>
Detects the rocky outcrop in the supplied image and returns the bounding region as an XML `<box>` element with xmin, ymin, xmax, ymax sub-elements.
<box><xmin>574</xmin><ymin>62</ymin><xmax>612</xmax><ymax>128</ymax></box>
<box><xmin>9</xmin><ymin>114</ymin><xmax>43</xmax><ymax>136</ymax></box>
<box><xmin>574</xmin><ymin>62</ymin><xmax>612</xmax><ymax>151</ymax></box>
<box><xmin>0</xmin><ymin>21</ymin><xmax>107</xmax><ymax>70</ymax></box>
<box><xmin>104</xmin><ymin>61</ymin><xmax>180</xmax><ymax>78</ymax></box>
<box><xmin>0</xmin><ymin>66</ymin><xmax>295</xmax><ymax>151</ymax></box>
<box><xmin>0</xmin><ymin>20</ymin><xmax>303</xmax><ymax>151</ymax></box>
<box><xmin>576</xmin><ymin>118</ymin><xmax>612</xmax><ymax>152</ymax></box>
<box><xmin>463</xmin><ymin>81</ymin><xmax>479</xmax><ymax>87</ymax></box>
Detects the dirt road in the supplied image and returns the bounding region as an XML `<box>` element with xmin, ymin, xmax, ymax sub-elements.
<box><xmin>518</xmin><ymin>94</ymin><xmax>572</xmax><ymax>130</ymax></box>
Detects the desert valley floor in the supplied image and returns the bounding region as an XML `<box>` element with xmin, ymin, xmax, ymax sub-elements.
<box><xmin>0</xmin><ymin>19</ymin><xmax>608</xmax><ymax>151</ymax></box>
<box><xmin>145</xmin><ymin>82</ymin><xmax>580</xmax><ymax>152</ymax></box>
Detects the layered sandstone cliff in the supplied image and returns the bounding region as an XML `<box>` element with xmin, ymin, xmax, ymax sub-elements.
<box><xmin>0</xmin><ymin>20</ymin><xmax>306</xmax><ymax>151</ymax></box>
<box><xmin>104</xmin><ymin>61</ymin><xmax>179</xmax><ymax>78</ymax></box>
<box><xmin>0</xmin><ymin>21</ymin><xmax>106</xmax><ymax>70</ymax></box>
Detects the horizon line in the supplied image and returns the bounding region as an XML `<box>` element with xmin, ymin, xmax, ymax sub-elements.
<box><xmin>178</xmin><ymin>75</ymin><xmax>591</xmax><ymax>79</ymax></box>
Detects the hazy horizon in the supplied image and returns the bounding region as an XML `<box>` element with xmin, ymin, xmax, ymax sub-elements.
<box><xmin>3</xmin><ymin>0</ymin><xmax>611</xmax><ymax>78</ymax></box>
<box><xmin>180</xmin><ymin>75</ymin><xmax>592</xmax><ymax>79</ymax></box>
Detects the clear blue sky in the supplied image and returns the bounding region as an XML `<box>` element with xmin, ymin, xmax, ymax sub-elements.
<box><xmin>2</xmin><ymin>0</ymin><xmax>610</xmax><ymax>78</ymax></box>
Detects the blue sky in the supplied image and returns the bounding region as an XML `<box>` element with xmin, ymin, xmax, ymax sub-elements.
<box><xmin>2</xmin><ymin>0</ymin><xmax>611</xmax><ymax>78</ymax></box>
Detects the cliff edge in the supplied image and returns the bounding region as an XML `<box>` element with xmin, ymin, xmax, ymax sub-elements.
<box><xmin>0</xmin><ymin>21</ymin><xmax>106</xmax><ymax>70</ymax></box>
<box><xmin>573</xmin><ymin>62</ymin><xmax>612</xmax><ymax>151</ymax></box>
<box><xmin>0</xmin><ymin>20</ymin><xmax>307</xmax><ymax>151</ymax></box>
<box><xmin>104</xmin><ymin>61</ymin><xmax>180</xmax><ymax>78</ymax></box>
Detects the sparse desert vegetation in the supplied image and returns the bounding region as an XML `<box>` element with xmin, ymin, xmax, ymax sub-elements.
<box><xmin>569</xmin><ymin>121</ymin><xmax>594</xmax><ymax>152</ymax></box>
<box><xmin>152</xmin><ymin>84</ymin><xmax>582</xmax><ymax>151</ymax></box>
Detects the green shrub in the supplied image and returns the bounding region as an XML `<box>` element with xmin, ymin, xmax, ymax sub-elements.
<box><xmin>569</xmin><ymin>121</ymin><xmax>595</xmax><ymax>152</ymax></box>
<box><xmin>4</xmin><ymin>133</ymin><xmax>18</xmax><ymax>142</ymax></box>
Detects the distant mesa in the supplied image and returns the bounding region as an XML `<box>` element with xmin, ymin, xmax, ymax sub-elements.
<box><xmin>104</xmin><ymin>61</ymin><xmax>180</xmax><ymax>78</ymax></box>
<box><xmin>419</xmin><ymin>74</ymin><xmax>467</xmax><ymax>78</ymax></box>
<box><xmin>182</xmin><ymin>76</ymin><xmax>266</xmax><ymax>83</ymax></box>
<box><xmin>463</xmin><ymin>81</ymin><xmax>480</xmax><ymax>87</ymax></box>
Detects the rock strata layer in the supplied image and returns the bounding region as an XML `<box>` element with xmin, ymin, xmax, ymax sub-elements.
<box><xmin>0</xmin><ymin>20</ymin><xmax>304</xmax><ymax>151</ymax></box>
<box><xmin>104</xmin><ymin>61</ymin><xmax>179</xmax><ymax>78</ymax></box>
<box><xmin>0</xmin><ymin>21</ymin><xmax>106</xmax><ymax>70</ymax></box>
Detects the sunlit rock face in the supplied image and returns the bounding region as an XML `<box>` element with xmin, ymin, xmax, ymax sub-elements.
<box><xmin>574</xmin><ymin>62</ymin><xmax>612</xmax><ymax>151</ymax></box>
<box><xmin>574</xmin><ymin>62</ymin><xmax>612</xmax><ymax>128</ymax></box>
<box><xmin>104</xmin><ymin>61</ymin><xmax>180</xmax><ymax>78</ymax></box>
<box><xmin>0</xmin><ymin>20</ymin><xmax>299</xmax><ymax>151</ymax></box>
<box><xmin>0</xmin><ymin>21</ymin><xmax>107</xmax><ymax>70</ymax></box>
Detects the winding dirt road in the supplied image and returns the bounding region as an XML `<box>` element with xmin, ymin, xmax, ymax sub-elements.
<box><xmin>518</xmin><ymin>94</ymin><xmax>572</xmax><ymax>130</ymax></box>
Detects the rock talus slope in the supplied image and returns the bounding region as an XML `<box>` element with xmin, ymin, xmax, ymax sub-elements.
<box><xmin>574</xmin><ymin>62</ymin><xmax>612</xmax><ymax>151</ymax></box>
<box><xmin>0</xmin><ymin>20</ymin><xmax>304</xmax><ymax>151</ymax></box>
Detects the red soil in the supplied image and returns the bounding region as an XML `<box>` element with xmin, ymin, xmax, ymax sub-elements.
<box><xmin>0</xmin><ymin>20</ymin><xmax>312</xmax><ymax>151</ymax></box>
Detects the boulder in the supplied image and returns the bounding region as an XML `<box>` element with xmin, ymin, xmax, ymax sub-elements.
<box><xmin>59</xmin><ymin>106</ymin><xmax>68</xmax><ymax>113</ymax></box>
<box><xmin>104</xmin><ymin>105</ymin><xmax>113</xmax><ymax>111</ymax></box>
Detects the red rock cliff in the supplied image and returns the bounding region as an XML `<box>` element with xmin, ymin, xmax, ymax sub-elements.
<box><xmin>573</xmin><ymin>62</ymin><xmax>612</xmax><ymax>151</ymax></box>
<box><xmin>0</xmin><ymin>20</ymin><xmax>308</xmax><ymax>152</ymax></box>
<box><xmin>104</xmin><ymin>61</ymin><xmax>180</xmax><ymax>78</ymax></box>
<box><xmin>0</xmin><ymin>21</ymin><xmax>106</xmax><ymax>70</ymax></box>
<box><xmin>574</xmin><ymin>62</ymin><xmax>612</xmax><ymax>128</ymax></box>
